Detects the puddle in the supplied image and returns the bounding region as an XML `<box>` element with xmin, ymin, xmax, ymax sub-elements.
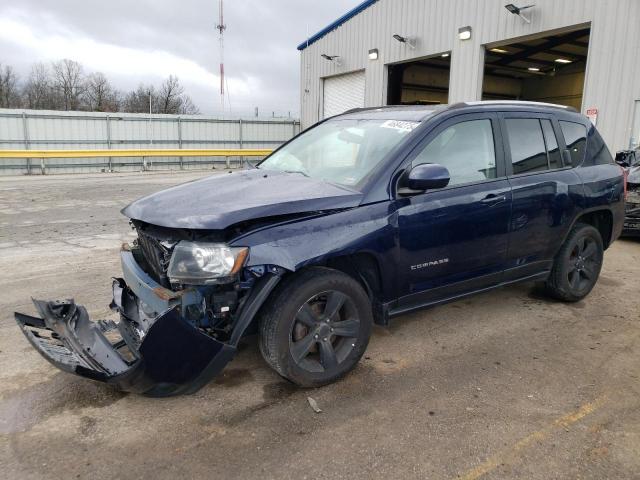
<box><xmin>262</xmin><ymin>380</ymin><xmax>297</xmax><ymax>401</ymax></box>
<box><xmin>0</xmin><ymin>373</ymin><xmax>125</xmax><ymax>434</ymax></box>
<box><xmin>220</xmin><ymin>381</ymin><xmax>298</xmax><ymax>427</ymax></box>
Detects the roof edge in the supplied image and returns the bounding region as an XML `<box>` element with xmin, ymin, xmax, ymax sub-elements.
<box><xmin>297</xmin><ymin>0</ymin><xmax>378</xmax><ymax>51</ymax></box>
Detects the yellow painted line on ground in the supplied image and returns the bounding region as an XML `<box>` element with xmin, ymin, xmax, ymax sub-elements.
<box><xmin>456</xmin><ymin>396</ymin><xmax>607</xmax><ymax>480</ymax></box>
<box><xmin>0</xmin><ymin>148</ymin><xmax>273</xmax><ymax>159</ymax></box>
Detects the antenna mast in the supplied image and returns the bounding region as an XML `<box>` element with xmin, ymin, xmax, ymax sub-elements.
<box><xmin>216</xmin><ymin>0</ymin><xmax>226</xmax><ymax>112</ymax></box>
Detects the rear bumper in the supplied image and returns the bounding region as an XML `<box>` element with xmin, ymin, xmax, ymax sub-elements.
<box><xmin>15</xmin><ymin>249</ymin><xmax>280</xmax><ymax>397</ymax></box>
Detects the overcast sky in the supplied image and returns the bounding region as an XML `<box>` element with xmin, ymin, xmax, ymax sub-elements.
<box><xmin>0</xmin><ymin>0</ymin><xmax>362</xmax><ymax>117</ymax></box>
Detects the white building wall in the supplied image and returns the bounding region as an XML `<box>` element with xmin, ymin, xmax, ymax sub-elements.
<box><xmin>300</xmin><ymin>0</ymin><xmax>640</xmax><ymax>151</ymax></box>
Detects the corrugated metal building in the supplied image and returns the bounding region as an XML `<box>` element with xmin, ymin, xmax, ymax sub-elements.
<box><xmin>0</xmin><ymin>109</ymin><xmax>300</xmax><ymax>175</ymax></box>
<box><xmin>298</xmin><ymin>0</ymin><xmax>640</xmax><ymax>151</ymax></box>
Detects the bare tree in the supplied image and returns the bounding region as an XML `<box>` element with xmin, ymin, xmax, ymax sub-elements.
<box><xmin>84</xmin><ymin>72</ymin><xmax>119</xmax><ymax>111</ymax></box>
<box><xmin>177</xmin><ymin>95</ymin><xmax>200</xmax><ymax>115</ymax></box>
<box><xmin>52</xmin><ymin>59</ymin><xmax>85</xmax><ymax>110</ymax></box>
<box><xmin>0</xmin><ymin>64</ymin><xmax>20</xmax><ymax>108</ymax></box>
<box><xmin>24</xmin><ymin>63</ymin><xmax>53</xmax><ymax>109</ymax></box>
<box><xmin>154</xmin><ymin>76</ymin><xmax>200</xmax><ymax>114</ymax></box>
<box><xmin>156</xmin><ymin>75</ymin><xmax>185</xmax><ymax>114</ymax></box>
<box><xmin>123</xmin><ymin>84</ymin><xmax>156</xmax><ymax>113</ymax></box>
<box><xmin>3</xmin><ymin>59</ymin><xmax>202</xmax><ymax>114</ymax></box>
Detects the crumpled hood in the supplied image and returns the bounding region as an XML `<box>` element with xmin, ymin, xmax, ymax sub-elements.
<box><xmin>122</xmin><ymin>169</ymin><xmax>363</xmax><ymax>229</ymax></box>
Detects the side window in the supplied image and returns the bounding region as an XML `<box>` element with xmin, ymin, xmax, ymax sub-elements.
<box><xmin>587</xmin><ymin>127</ymin><xmax>614</xmax><ymax>165</ymax></box>
<box><xmin>412</xmin><ymin>119</ymin><xmax>497</xmax><ymax>186</ymax></box>
<box><xmin>541</xmin><ymin>119</ymin><xmax>562</xmax><ymax>169</ymax></box>
<box><xmin>559</xmin><ymin>121</ymin><xmax>587</xmax><ymax>166</ymax></box>
<box><xmin>505</xmin><ymin>118</ymin><xmax>548</xmax><ymax>174</ymax></box>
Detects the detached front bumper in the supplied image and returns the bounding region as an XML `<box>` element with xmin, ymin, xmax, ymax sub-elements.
<box><xmin>623</xmin><ymin>189</ymin><xmax>640</xmax><ymax>236</ymax></box>
<box><xmin>623</xmin><ymin>208</ymin><xmax>640</xmax><ymax>236</ymax></box>
<box><xmin>15</xmin><ymin>248</ymin><xmax>280</xmax><ymax>397</ymax></box>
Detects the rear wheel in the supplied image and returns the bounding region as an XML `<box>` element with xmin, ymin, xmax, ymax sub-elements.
<box><xmin>546</xmin><ymin>223</ymin><xmax>604</xmax><ymax>302</ymax></box>
<box><xmin>259</xmin><ymin>267</ymin><xmax>372</xmax><ymax>387</ymax></box>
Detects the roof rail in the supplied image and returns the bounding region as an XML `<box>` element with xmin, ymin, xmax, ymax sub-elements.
<box><xmin>464</xmin><ymin>100</ymin><xmax>578</xmax><ymax>112</ymax></box>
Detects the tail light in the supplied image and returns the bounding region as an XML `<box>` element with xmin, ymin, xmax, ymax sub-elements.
<box><xmin>620</xmin><ymin>165</ymin><xmax>628</xmax><ymax>201</ymax></box>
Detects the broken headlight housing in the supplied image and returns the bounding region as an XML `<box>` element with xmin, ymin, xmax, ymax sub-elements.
<box><xmin>167</xmin><ymin>241</ymin><xmax>248</xmax><ymax>285</ymax></box>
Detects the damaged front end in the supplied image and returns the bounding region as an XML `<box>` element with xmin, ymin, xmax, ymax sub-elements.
<box><xmin>624</xmin><ymin>181</ymin><xmax>640</xmax><ymax>235</ymax></box>
<box><xmin>15</xmin><ymin>230</ymin><xmax>282</xmax><ymax>397</ymax></box>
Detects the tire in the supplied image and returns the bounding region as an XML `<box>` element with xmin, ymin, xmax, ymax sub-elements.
<box><xmin>259</xmin><ymin>267</ymin><xmax>373</xmax><ymax>387</ymax></box>
<box><xmin>545</xmin><ymin>223</ymin><xmax>604</xmax><ymax>302</ymax></box>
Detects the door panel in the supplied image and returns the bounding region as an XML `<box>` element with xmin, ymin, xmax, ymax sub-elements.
<box><xmin>504</xmin><ymin>170</ymin><xmax>583</xmax><ymax>278</ymax></box>
<box><xmin>395</xmin><ymin>179</ymin><xmax>512</xmax><ymax>308</ymax></box>
<box><xmin>393</xmin><ymin>113</ymin><xmax>512</xmax><ymax>309</ymax></box>
<box><xmin>501</xmin><ymin>113</ymin><xmax>583</xmax><ymax>280</ymax></box>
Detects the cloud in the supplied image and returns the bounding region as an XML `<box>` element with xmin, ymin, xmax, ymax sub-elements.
<box><xmin>0</xmin><ymin>0</ymin><xmax>363</xmax><ymax>116</ymax></box>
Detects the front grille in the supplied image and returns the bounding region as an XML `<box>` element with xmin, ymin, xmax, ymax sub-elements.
<box><xmin>136</xmin><ymin>229</ymin><xmax>173</xmax><ymax>286</ymax></box>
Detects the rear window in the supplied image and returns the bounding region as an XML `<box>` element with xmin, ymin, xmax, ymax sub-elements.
<box><xmin>559</xmin><ymin>121</ymin><xmax>587</xmax><ymax>166</ymax></box>
<box><xmin>587</xmin><ymin>128</ymin><xmax>614</xmax><ymax>165</ymax></box>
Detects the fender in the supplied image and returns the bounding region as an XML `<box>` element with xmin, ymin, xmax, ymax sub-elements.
<box><xmin>232</xmin><ymin>200</ymin><xmax>399</xmax><ymax>303</ymax></box>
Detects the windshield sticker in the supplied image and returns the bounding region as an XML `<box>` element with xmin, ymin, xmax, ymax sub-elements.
<box><xmin>381</xmin><ymin>120</ymin><xmax>419</xmax><ymax>132</ymax></box>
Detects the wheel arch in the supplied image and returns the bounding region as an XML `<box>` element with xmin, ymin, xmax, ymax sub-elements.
<box><xmin>269</xmin><ymin>252</ymin><xmax>388</xmax><ymax>325</ymax></box>
<box><xmin>570</xmin><ymin>208</ymin><xmax>614</xmax><ymax>249</ymax></box>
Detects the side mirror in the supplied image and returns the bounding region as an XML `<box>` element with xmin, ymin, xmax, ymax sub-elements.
<box><xmin>401</xmin><ymin>163</ymin><xmax>450</xmax><ymax>192</ymax></box>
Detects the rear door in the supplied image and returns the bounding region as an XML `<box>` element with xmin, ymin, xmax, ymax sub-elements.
<box><xmin>393</xmin><ymin>113</ymin><xmax>512</xmax><ymax>311</ymax></box>
<box><xmin>500</xmin><ymin>112</ymin><xmax>583</xmax><ymax>280</ymax></box>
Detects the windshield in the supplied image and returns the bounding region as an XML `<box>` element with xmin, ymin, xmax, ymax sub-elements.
<box><xmin>258</xmin><ymin>118</ymin><xmax>419</xmax><ymax>187</ymax></box>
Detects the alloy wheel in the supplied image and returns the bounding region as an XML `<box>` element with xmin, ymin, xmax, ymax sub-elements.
<box><xmin>567</xmin><ymin>236</ymin><xmax>599</xmax><ymax>292</ymax></box>
<box><xmin>289</xmin><ymin>290</ymin><xmax>360</xmax><ymax>373</ymax></box>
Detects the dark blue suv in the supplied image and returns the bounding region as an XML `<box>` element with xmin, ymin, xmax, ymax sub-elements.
<box><xmin>16</xmin><ymin>101</ymin><xmax>626</xmax><ymax>396</ymax></box>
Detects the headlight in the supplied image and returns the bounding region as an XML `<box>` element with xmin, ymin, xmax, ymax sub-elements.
<box><xmin>167</xmin><ymin>241</ymin><xmax>248</xmax><ymax>285</ymax></box>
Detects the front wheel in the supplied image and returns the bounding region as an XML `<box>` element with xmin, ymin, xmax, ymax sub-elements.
<box><xmin>259</xmin><ymin>267</ymin><xmax>373</xmax><ymax>387</ymax></box>
<box><xmin>545</xmin><ymin>223</ymin><xmax>604</xmax><ymax>302</ymax></box>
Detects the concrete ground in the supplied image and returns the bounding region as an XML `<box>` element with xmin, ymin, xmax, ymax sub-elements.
<box><xmin>0</xmin><ymin>171</ymin><xmax>639</xmax><ymax>480</ymax></box>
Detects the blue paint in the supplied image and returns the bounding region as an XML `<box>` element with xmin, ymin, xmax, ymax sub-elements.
<box><xmin>296</xmin><ymin>0</ymin><xmax>379</xmax><ymax>51</ymax></box>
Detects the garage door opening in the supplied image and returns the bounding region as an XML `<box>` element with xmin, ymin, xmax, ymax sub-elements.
<box><xmin>322</xmin><ymin>70</ymin><xmax>366</xmax><ymax>119</ymax></box>
<box><xmin>387</xmin><ymin>53</ymin><xmax>451</xmax><ymax>106</ymax></box>
<box><xmin>482</xmin><ymin>27</ymin><xmax>590</xmax><ymax>110</ymax></box>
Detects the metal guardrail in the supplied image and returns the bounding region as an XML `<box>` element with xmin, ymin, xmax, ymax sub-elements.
<box><xmin>0</xmin><ymin>149</ymin><xmax>273</xmax><ymax>158</ymax></box>
<box><xmin>0</xmin><ymin>148</ymin><xmax>274</xmax><ymax>174</ymax></box>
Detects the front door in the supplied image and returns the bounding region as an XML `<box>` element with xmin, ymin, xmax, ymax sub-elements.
<box><xmin>394</xmin><ymin>113</ymin><xmax>512</xmax><ymax>312</ymax></box>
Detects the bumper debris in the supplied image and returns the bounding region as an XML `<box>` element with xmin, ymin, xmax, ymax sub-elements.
<box><xmin>14</xmin><ymin>249</ymin><xmax>281</xmax><ymax>396</ymax></box>
<box><xmin>16</xmin><ymin>297</ymin><xmax>235</xmax><ymax>396</ymax></box>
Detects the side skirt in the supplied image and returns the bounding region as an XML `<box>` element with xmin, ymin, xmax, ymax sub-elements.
<box><xmin>385</xmin><ymin>271</ymin><xmax>550</xmax><ymax>320</ymax></box>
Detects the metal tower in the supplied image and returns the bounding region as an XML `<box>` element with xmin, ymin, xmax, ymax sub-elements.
<box><xmin>216</xmin><ymin>0</ymin><xmax>227</xmax><ymax>112</ymax></box>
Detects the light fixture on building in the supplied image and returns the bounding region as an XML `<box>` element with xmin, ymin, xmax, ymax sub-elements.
<box><xmin>321</xmin><ymin>54</ymin><xmax>342</xmax><ymax>66</ymax></box>
<box><xmin>368</xmin><ymin>48</ymin><xmax>379</xmax><ymax>60</ymax></box>
<box><xmin>490</xmin><ymin>48</ymin><xmax>508</xmax><ymax>54</ymax></box>
<box><xmin>458</xmin><ymin>26</ymin><xmax>472</xmax><ymax>41</ymax></box>
<box><xmin>555</xmin><ymin>58</ymin><xmax>572</xmax><ymax>64</ymax></box>
<box><xmin>504</xmin><ymin>4</ymin><xmax>535</xmax><ymax>24</ymax></box>
<box><xmin>441</xmin><ymin>52</ymin><xmax>450</xmax><ymax>58</ymax></box>
<box><xmin>527</xmin><ymin>67</ymin><xmax>540</xmax><ymax>71</ymax></box>
<box><xmin>392</xmin><ymin>34</ymin><xmax>415</xmax><ymax>49</ymax></box>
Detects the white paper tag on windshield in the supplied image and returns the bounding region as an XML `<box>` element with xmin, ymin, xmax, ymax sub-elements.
<box><xmin>380</xmin><ymin>120</ymin><xmax>419</xmax><ymax>132</ymax></box>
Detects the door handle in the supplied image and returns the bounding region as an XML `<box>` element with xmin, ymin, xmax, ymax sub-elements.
<box><xmin>481</xmin><ymin>193</ymin><xmax>507</xmax><ymax>205</ymax></box>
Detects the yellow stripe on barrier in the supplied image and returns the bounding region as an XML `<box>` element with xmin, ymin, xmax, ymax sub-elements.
<box><xmin>0</xmin><ymin>149</ymin><xmax>273</xmax><ymax>159</ymax></box>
